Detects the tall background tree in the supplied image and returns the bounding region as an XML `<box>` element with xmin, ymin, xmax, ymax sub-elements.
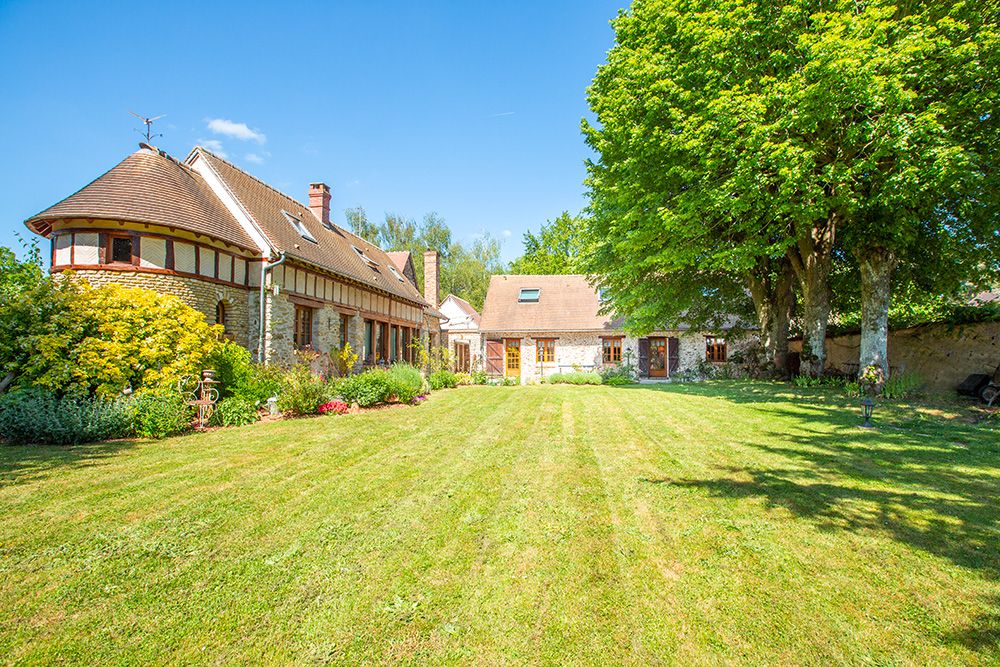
<box><xmin>583</xmin><ymin>0</ymin><xmax>999</xmax><ymax>376</ymax></box>
<box><xmin>344</xmin><ymin>208</ymin><xmax>503</xmax><ymax>310</ymax></box>
<box><xmin>509</xmin><ymin>211</ymin><xmax>586</xmax><ymax>275</ymax></box>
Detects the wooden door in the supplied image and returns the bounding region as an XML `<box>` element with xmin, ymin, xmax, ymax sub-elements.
<box><xmin>486</xmin><ymin>339</ymin><xmax>504</xmax><ymax>375</ymax></box>
<box><xmin>504</xmin><ymin>339</ymin><xmax>521</xmax><ymax>377</ymax></box>
<box><xmin>649</xmin><ymin>337</ymin><xmax>667</xmax><ymax>377</ymax></box>
<box><xmin>454</xmin><ymin>343</ymin><xmax>470</xmax><ymax>372</ymax></box>
<box><xmin>668</xmin><ymin>337</ymin><xmax>680</xmax><ymax>375</ymax></box>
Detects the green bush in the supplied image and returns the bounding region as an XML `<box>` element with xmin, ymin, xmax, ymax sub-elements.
<box><xmin>277</xmin><ymin>365</ymin><xmax>329</xmax><ymax>416</ymax></box>
<box><xmin>208</xmin><ymin>341</ymin><xmax>253</xmax><ymax>398</ymax></box>
<box><xmin>130</xmin><ymin>391</ymin><xmax>192</xmax><ymax>439</ymax></box>
<box><xmin>386</xmin><ymin>364</ymin><xmax>424</xmax><ymax>403</ymax></box>
<box><xmin>237</xmin><ymin>364</ymin><xmax>284</xmax><ymax>405</ymax></box>
<box><xmin>428</xmin><ymin>370</ymin><xmax>458</xmax><ymax>390</ymax></box>
<box><xmin>0</xmin><ymin>388</ymin><xmax>132</xmax><ymax>445</ymax></box>
<box><xmin>883</xmin><ymin>372</ymin><xmax>924</xmax><ymax>399</ymax></box>
<box><xmin>600</xmin><ymin>364</ymin><xmax>636</xmax><ymax>386</ymax></box>
<box><xmin>546</xmin><ymin>372</ymin><xmax>602</xmax><ymax>385</ymax></box>
<box><xmin>209</xmin><ymin>396</ymin><xmax>260</xmax><ymax>427</ymax></box>
<box><xmin>335</xmin><ymin>369</ymin><xmax>393</xmax><ymax>407</ymax></box>
<box><xmin>470</xmin><ymin>369</ymin><xmax>489</xmax><ymax>385</ymax></box>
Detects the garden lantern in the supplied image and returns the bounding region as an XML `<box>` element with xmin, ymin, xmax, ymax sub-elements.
<box><xmin>860</xmin><ymin>396</ymin><xmax>875</xmax><ymax>428</ymax></box>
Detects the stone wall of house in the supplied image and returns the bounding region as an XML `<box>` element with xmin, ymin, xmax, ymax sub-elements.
<box><xmin>68</xmin><ymin>269</ymin><xmax>251</xmax><ymax>348</ymax></box>
<box><xmin>484</xmin><ymin>330</ymin><xmax>730</xmax><ymax>382</ymax></box>
<box><xmin>482</xmin><ymin>330</ymin><xmax>752</xmax><ymax>382</ymax></box>
<box><xmin>445</xmin><ymin>331</ymin><xmax>483</xmax><ymax>371</ymax></box>
<box><xmin>789</xmin><ymin>321</ymin><xmax>1000</xmax><ymax>390</ymax></box>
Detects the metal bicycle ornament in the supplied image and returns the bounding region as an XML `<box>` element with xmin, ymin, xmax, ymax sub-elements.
<box><xmin>178</xmin><ymin>369</ymin><xmax>220</xmax><ymax>429</ymax></box>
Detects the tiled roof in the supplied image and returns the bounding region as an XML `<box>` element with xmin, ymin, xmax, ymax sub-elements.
<box><xmin>386</xmin><ymin>251</ymin><xmax>411</xmax><ymax>272</ymax></box>
<box><xmin>24</xmin><ymin>146</ymin><xmax>257</xmax><ymax>250</ymax></box>
<box><xmin>479</xmin><ymin>274</ymin><xmax>623</xmax><ymax>333</ymax></box>
<box><xmin>192</xmin><ymin>148</ymin><xmax>429</xmax><ymax>306</ymax></box>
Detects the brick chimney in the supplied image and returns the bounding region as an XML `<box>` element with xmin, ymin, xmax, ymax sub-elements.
<box><xmin>309</xmin><ymin>183</ymin><xmax>331</xmax><ymax>227</ymax></box>
<box><xmin>423</xmin><ymin>250</ymin><xmax>440</xmax><ymax>309</ymax></box>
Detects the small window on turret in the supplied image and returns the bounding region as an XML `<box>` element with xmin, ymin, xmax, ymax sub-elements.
<box><xmin>109</xmin><ymin>236</ymin><xmax>133</xmax><ymax>264</ymax></box>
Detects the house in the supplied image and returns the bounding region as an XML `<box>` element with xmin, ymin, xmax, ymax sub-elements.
<box><xmin>24</xmin><ymin>143</ymin><xmax>443</xmax><ymax>368</ymax></box>
<box><xmin>478</xmin><ymin>274</ymin><xmax>747</xmax><ymax>382</ymax></box>
<box><xmin>439</xmin><ymin>294</ymin><xmax>482</xmax><ymax>372</ymax></box>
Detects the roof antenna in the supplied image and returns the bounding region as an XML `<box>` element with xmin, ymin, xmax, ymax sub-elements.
<box><xmin>129</xmin><ymin>111</ymin><xmax>166</xmax><ymax>144</ymax></box>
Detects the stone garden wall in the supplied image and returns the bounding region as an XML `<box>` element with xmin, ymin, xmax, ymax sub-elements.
<box><xmin>788</xmin><ymin>321</ymin><xmax>1000</xmax><ymax>390</ymax></box>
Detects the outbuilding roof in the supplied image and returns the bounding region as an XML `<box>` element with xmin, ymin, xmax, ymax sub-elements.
<box><xmin>479</xmin><ymin>274</ymin><xmax>623</xmax><ymax>333</ymax></box>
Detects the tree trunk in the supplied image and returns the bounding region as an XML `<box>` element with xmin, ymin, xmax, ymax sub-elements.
<box><xmin>0</xmin><ymin>372</ymin><xmax>14</xmax><ymax>394</ymax></box>
<box><xmin>747</xmin><ymin>259</ymin><xmax>795</xmax><ymax>375</ymax></box>
<box><xmin>787</xmin><ymin>220</ymin><xmax>836</xmax><ymax>376</ymax></box>
<box><xmin>857</xmin><ymin>247</ymin><xmax>897</xmax><ymax>377</ymax></box>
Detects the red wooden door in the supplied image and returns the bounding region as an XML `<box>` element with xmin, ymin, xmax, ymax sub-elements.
<box><xmin>486</xmin><ymin>339</ymin><xmax>504</xmax><ymax>375</ymax></box>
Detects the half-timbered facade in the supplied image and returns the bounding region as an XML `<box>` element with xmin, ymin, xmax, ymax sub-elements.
<box><xmin>25</xmin><ymin>143</ymin><xmax>442</xmax><ymax>368</ymax></box>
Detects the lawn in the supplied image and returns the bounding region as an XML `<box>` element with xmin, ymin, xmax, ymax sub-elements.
<box><xmin>0</xmin><ymin>383</ymin><xmax>998</xmax><ymax>665</ymax></box>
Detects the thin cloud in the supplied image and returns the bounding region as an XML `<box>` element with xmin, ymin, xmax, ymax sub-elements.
<box><xmin>197</xmin><ymin>138</ymin><xmax>227</xmax><ymax>158</ymax></box>
<box><xmin>206</xmin><ymin>118</ymin><xmax>266</xmax><ymax>143</ymax></box>
<box><xmin>487</xmin><ymin>111</ymin><xmax>516</xmax><ymax>118</ymax></box>
<box><xmin>244</xmin><ymin>153</ymin><xmax>264</xmax><ymax>164</ymax></box>
<box><xmin>502</xmin><ymin>229</ymin><xmax>513</xmax><ymax>238</ymax></box>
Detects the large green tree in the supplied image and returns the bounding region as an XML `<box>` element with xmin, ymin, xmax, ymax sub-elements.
<box><xmin>584</xmin><ymin>0</ymin><xmax>999</xmax><ymax>375</ymax></box>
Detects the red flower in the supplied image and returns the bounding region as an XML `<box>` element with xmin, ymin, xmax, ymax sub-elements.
<box><xmin>318</xmin><ymin>400</ymin><xmax>349</xmax><ymax>415</ymax></box>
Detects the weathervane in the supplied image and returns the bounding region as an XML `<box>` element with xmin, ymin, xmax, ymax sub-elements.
<box><xmin>129</xmin><ymin>111</ymin><xmax>166</xmax><ymax>144</ymax></box>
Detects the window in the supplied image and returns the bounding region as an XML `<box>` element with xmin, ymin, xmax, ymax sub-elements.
<box><xmin>706</xmin><ymin>336</ymin><xmax>727</xmax><ymax>362</ymax></box>
<box><xmin>378</xmin><ymin>322</ymin><xmax>389</xmax><ymax>361</ymax></box>
<box><xmin>403</xmin><ymin>327</ymin><xmax>412</xmax><ymax>362</ymax></box>
<box><xmin>518</xmin><ymin>288</ymin><xmax>540</xmax><ymax>303</ymax></box>
<box><xmin>364</xmin><ymin>320</ymin><xmax>374</xmax><ymax>362</ymax></box>
<box><xmin>339</xmin><ymin>314</ymin><xmax>350</xmax><ymax>349</ymax></box>
<box><xmin>282</xmin><ymin>210</ymin><xmax>317</xmax><ymax>243</ymax></box>
<box><xmin>388</xmin><ymin>265</ymin><xmax>405</xmax><ymax>282</ymax></box>
<box><xmin>215</xmin><ymin>302</ymin><xmax>227</xmax><ymax>329</ymax></box>
<box><xmin>294</xmin><ymin>305</ymin><xmax>314</xmax><ymax>349</ymax></box>
<box><xmin>536</xmin><ymin>338</ymin><xmax>555</xmax><ymax>364</ymax></box>
<box><xmin>602</xmin><ymin>337</ymin><xmax>622</xmax><ymax>364</ymax></box>
<box><xmin>109</xmin><ymin>235</ymin><xmax>133</xmax><ymax>264</ymax></box>
<box><xmin>352</xmin><ymin>245</ymin><xmax>379</xmax><ymax>270</ymax></box>
<box><xmin>390</xmin><ymin>325</ymin><xmax>398</xmax><ymax>361</ymax></box>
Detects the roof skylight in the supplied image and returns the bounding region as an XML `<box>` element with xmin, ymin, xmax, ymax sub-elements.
<box><xmin>282</xmin><ymin>210</ymin><xmax>317</xmax><ymax>243</ymax></box>
<box><xmin>388</xmin><ymin>265</ymin><xmax>405</xmax><ymax>282</ymax></box>
<box><xmin>518</xmin><ymin>288</ymin><xmax>540</xmax><ymax>303</ymax></box>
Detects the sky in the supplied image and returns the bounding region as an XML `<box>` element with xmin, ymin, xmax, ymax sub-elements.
<box><xmin>0</xmin><ymin>0</ymin><xmax>626</xmax><ymax>263</ymax></box>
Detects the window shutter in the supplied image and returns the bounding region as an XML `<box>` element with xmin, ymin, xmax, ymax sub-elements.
<box><xmin>668</xmin><ymin>337</ymin><xmax>680</xmax><ymax>374</ymax></box>
<box><xmin>638</xmin><ymin>338</ymin><xmax>650</xmax><ymax>377</ymax></box>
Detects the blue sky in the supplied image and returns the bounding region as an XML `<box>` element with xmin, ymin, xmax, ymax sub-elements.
<box><xmin>0</xmin><ymin>1</ymin><xmax>625</xmax><ymax>262</ymax></box>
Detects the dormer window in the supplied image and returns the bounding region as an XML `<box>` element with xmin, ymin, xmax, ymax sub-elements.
<box><xmin>352</xmin><ymin>245</ymin><xmax>380</xmax><ymax>271</ymax></box>
<box><xmin>282</xmin><ymin>210</ymin><xmax>317</xmax><ymax>243</ymax></box>
<box><xmin>518</xmin><ymin>288</ymin><xmax>540</xmax><ymax>303</ymax></box>
<box><xmin>388</xmin><ymin>266</ymin><xmax>405</xmax><ymax>282</ymax></box>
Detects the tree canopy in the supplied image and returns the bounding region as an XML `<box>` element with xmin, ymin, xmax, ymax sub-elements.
<box><xmin>582</xmin><ymin>0</ymin><xmax>999</xmax><ymax>375</ymax></box>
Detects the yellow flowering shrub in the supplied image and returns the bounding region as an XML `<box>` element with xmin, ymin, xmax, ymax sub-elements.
<box><xmin>24</xmin><ymin>282</ymin><xmax>224</xmax><ymax>398</ymax></box>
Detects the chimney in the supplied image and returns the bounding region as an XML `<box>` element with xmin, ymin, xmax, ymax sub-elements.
<box><xmin>309</xmin><ymin>182</ymin><xmax>331</xmax><ymax>227</ymax></box>
<box><xmin>423</xmin><ymin>250</ymin><xmax>440</xmax><ymax>309</ymax></box>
